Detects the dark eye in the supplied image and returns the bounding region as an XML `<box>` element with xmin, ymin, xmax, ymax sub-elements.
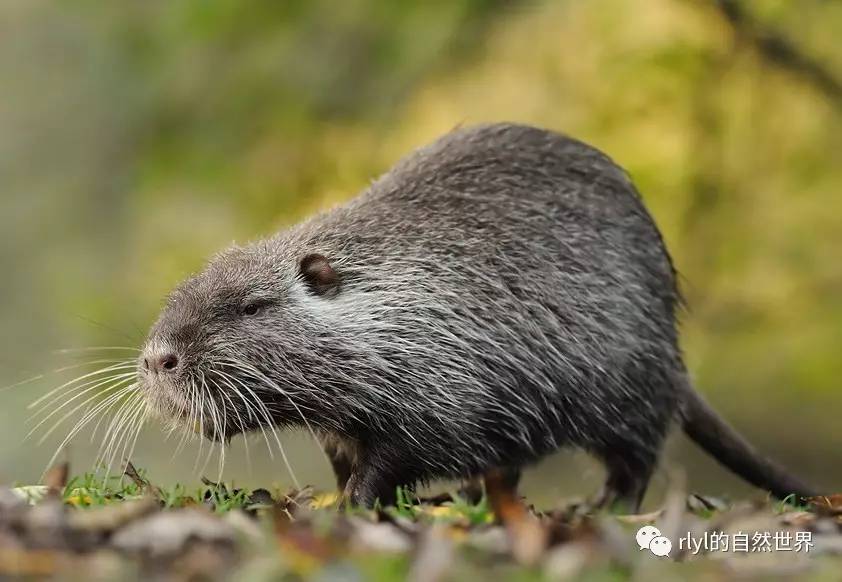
<box><xmin>242</xmin><ymin>303</ymin><xmax>261</xmax><ymax>317</ymax></box>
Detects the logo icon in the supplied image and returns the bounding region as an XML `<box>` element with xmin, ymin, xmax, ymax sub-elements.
<box><xmin>636</xmin><ymin>525</ymin><xmax>672</xmax><ymax>557</ymax></box>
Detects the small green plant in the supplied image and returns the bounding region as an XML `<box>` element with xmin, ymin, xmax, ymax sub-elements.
<box><xmin>53</xmin><ymin>469</ymin><xmax>265</xmax><ymax>513</ymax></box>
<box><xmin>775</xmin><ymin>493</ymin><xmax>811</xmax><ymax>514</ymax></box>
<box><xmin>202</xmin><ymin>483</ymin><xmax>254</xmax><ymax>513</ymax></box>
<box><xmin>392</xmin><ymin>485</ymin><xmax>420</xmax><ymax>519</ymax></box>
<box><xmin>445</xmin><ymin>491</ymin><xmax>492</xmax><ymax>526</ymax></box>
<box><xmin>62</xmin><ymin>471</ymin><xmax>143</xmax><ymax>507</ymax></box>
<box><xmin>159</xmin><ymin>483</ymin><xmax>190</xmax><ymax>508</ymax></box>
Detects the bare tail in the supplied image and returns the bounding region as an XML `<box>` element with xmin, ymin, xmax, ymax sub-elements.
<box><xmin>679</xmin><ymin>383</ymin><xmax>818</xmax><ymax>503</ymax></box>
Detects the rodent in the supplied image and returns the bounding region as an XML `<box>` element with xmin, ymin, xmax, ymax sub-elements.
<box><xmin>139</xmin><ymin>122</ymin><xmax>818</xmax><ymax>509</ymax></box>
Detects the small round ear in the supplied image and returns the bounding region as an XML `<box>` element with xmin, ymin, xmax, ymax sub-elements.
<box><xmin>299</xmin><ymin>253</ymin><xmax>340</xmax><ymax>296</ymax></box>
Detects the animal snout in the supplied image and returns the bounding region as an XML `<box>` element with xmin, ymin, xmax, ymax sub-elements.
<box><xmin>143</xmin><ymin>352</ymin><xmax>179</xmax><ymax>375</ymax></box>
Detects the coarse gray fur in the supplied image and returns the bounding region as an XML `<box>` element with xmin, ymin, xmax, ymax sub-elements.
<box><xmin>140</xmin><ymin>122</ymin><xmax>817</xmax><ymax>508</ymax></box>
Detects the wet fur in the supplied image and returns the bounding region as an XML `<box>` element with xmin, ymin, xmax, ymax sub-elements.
<box><xmin>142</xmin><ymin>123</ymin><xmax>816</xmax><ymax>508</ymax></box>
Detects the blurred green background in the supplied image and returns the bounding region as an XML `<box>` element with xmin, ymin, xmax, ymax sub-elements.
<box><xmin>1</xmin><ymin>0</ymin><xmax>840</xmax><ymax>507</ymax></box>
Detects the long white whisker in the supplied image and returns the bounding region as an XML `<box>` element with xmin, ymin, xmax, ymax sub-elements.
<box><xmin>214</xmin><ymin>368</ymin><xmax>277</xmax><ymax>462</ymax></box>
<box><xmin>197</xmin><ymin>373</ymin><xmax>219</xmax><ymax>477</ymax></box>
<box><xmin>193</xmin><ymin>376</ymin><xmax>208</xmax><ymax>473</ymax></box>
<box><xmin>215</xmin><ymin>375</ymin><xmax>251</xmax><ymax>476</ymax></box>
<box><xmin>28</xmin><ymin>362</ymin><xmax>137</xmax><ymax>412</ymax></box>
<box><xmin>31</xmin><ymin>376</ymin><xmax>137</xmax><ymax>444</ymax></box>
<box><xmin>29</xmin><ymin>370</ymin><xmax>139</xmax><ymax>426</ymax></box>
<box><xmin>42</xmin><ymin>385</ymin><xmax>138</xmax><ymax>471</ymax></box>
<box><xmin>95</xmin><ymin>391</ymin><xmax>143</xmax><ymax>471</ymax></box>
<box><xmin>52</xmin><ymin>347</ymin><xmax>141</xmax><ymax>354</ymax></box>
<box><xmin>61</xmin><ymin>384</ymin><xmax>136</xmax><ymax>448</ymax></box>
<box><xmin>215</xmin><ymin>366</ymin><xmax>284</xmax><ymax>457</ymax></box>
<box><xmin>201</xmin><ymin>372</ymin><xmax>224</xmax><ymax>480</ymax></box>
<box><xmin>222</xmin><ymin>357</ymin><xmax>329</xmax><ymax>472</ymax></box>
<box><xmin>100</xmin><ymin>393</ymin><xmax>146</xmax><ymax>480</ymax></box>
<box><xmin>1</xmin><ymin>358</ymin><xmax>134</xmax><ymax>394</ymax></box>
<box><xmin>215</xmin><ymin>386</ymin><xmax>228</xmax><ymax>483</ymax></box>
<box><xmin>172</xmin><ymin>378</ymin><xmax>198</xmax><ymax>460</ymax></box>
<box><xmin>216</xmin><ymin>359</ymin><xmax>303</xmax><ymax>488</ymax></box>
<box><xmin>117</xmin><ymin>398</ymin><xmax>148</xmax><ymax>479</ymax></box>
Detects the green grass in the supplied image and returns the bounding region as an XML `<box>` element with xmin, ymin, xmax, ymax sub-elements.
<box><xmin>54</xmin><ymin>469</ymin><xmax>263</xmax><ymax>512</ymax></box>
<box><xmin>7</xmin><ymin>469</ymin><xmax>840</xmax><ymax>581</ymax></box>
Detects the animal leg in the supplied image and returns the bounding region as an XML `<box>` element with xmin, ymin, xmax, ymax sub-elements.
<box><xmin>484</xmin><ymin>466</ymin><xmax>522</xmax><ymax>496</ymax></box>
<box><xmin>325</xmin><ymin>443</ymin><xmax>354</xmax><ymax>492</ymax></box>
<box><xmin>593</xmin><ymin>451</ymin><xmax>655</xmax><ymax>513</ymax></box>
<box><xmin>342</xmin><ymin>449</ymin><xmax>409</xmax><ymax>508</ymax></box>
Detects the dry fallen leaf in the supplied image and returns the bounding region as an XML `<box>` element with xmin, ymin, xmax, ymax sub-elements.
<box><xmin>111</xmin><ymin>508</ymin><xmax>236</xmax><ymax>557</ymax></box>
<box><xmin>0</xmin><ymin>548</ymin><xmax>63</xmax><ymax>577</ymax></box>
<box><xmin>123</xmin><ymin>461</ymin><xmax>162</xmax><ymax>498</ymax></box>
<box><xmin>66</xmin><ymin>497</ymin><xmax>159</xmax><ymax>533</ymax></box>
<box><xmin>309</xmin><ymin>491</ymin><xmax>339</xmax><ymax>510</ymax></box>
<box><xmin>272</xmin><ymin>506</ymin><xmax>343</xmax><ymax>576</ymax></box>
<box><xmin>41</xmin><ymin>463</ymin><xmax>68</xmax><ymax>495</ymax></box>
<box><xmin>275</xmin><ymin>486</ymin><xmax>316</xmax><ymax>520</ymax></box>
<box><xmin>808</xmin><ymin>494</ymin><xmax>842</xmax><ymax>515</ymax></box>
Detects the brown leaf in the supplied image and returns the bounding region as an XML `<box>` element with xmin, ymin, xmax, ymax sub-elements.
<box><xmin>111</xmin><ymin>509</ymin><xmax>236</xmax><ymax>557</ymax></box>
<box><xmin>275</xmin><ymin>486</ymin><xmax>316</xmax><ymax>520</ymax></box>
<box><xmin>807</xmin><ymin>494</ymin><xmax>842</xmax><ymax>515</ymax></box>
<box><xmin>42</xmin><ymin>463</ymin><xmax>68</xmax><ymax>494</ymax></box>
<box><xmin>272</xmin><ymin>507</ymin><xmax>342</xmax><ymax>575</ymax></box>
<box><xmin>66</xmin><ymin>497</ymin><xmax>159</xmax><ymax>533</ymax></box>
<box><xmin>123</xmin><ymin>461</ymin><xmax>161</xmax><ymax>498</ymax></box>
<box><xmin>0</xmin><ymin>548</ymin><xmax>62</xmax><ymax>577</ymax></box>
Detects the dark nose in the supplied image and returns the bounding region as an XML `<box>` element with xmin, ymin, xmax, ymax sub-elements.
<box><xmin>144</xmin><ymin>353</ymin><xmax>179</xmax><ymax>375</ymax></box>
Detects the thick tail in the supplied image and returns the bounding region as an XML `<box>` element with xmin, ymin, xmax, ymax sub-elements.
<box><xmin>679</xmin><ymin>383</ymin><xmax>818</xmax><ymax>503</ymax></box>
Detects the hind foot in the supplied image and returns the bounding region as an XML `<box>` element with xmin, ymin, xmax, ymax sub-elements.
<box><xmin>339</xmin><ymin>446</ymin><xmax>412</xmax><ymax>508</ymax></box>
<box><xmin>592</xmin><ymin>453</ymin><xmax>655</xmax><ymax>513</ymax></box>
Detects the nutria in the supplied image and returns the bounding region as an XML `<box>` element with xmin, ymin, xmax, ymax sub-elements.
<box><xmin>138</xmin><ymin>122</ymin><xmax>817</xmax><ymax>508</ymax></box>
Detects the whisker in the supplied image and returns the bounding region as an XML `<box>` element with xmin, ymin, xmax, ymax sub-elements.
<box><xmin>57</xmin><ymin>385</ymin><xmax>137</xmax><ymax>449</ymax></box>
<box><xmin>30</xmin><ymin>376</ymin><xmax>137</xmax><ymax>443</ymax></box>
<box><xmin>220</xmin><ymin>356</ymin><xmax>329</xmax><ymax>472</ymax></box>
<box><xmin>91</xmin><ymin>396</ymin><xmax>131</xmax><ymax>472</ymax></box>
<box><xmin>1</xmin><ymin>358</ymin><xmax>134</xmax><ymax>394</ymax></box>
<box><xmin>214</xmin><ymin>368</ymin><xmax>279</xmax><ymax>462</ymax></box>
<box><xmin>94</xmin><ymin>389</ymin><xmax>143</xmax><ymax>466</ymax></box>
<box><xmin>28</xmin><ymin>362</ymin><xmax>138</xmax><ymax>411</ymax></box>
<box><xmin>199</xmin><ymin>372</ymin><xmax>222</xmax><ymax>480</ymax></box>
<box><xmin>214</xmin><ymin>384</ymin><xmax>228</xmax><ymax>483</ymax></box>
<box><xmin>117</xmin><ymin>398</ymin><xmax>148</xmax><ymax>480</ymax></box>
<box><xmin>99</xmin><ymin>393</ymin><xmax>146</xmax><ymax>480</ymax></box>
<box><xmin>214</xmin><ymin>375</ymin><xmax>251</xmax><ymax>476</ymax></box>
<box><xmin>215</xmin><ymin>359</ymin><xmax>304</xmax><ymax>487</ymax></box>
<box><xmin>193</xmin><ymin>376</ymin><xmax>208</xmax><ymax>473</ymax></box>
<box><xmin>202</xmin><ymin>372</ymin><xmax>223</xmax><ymax>479</ymax></box>
<box><xmin>42</xmin><ymin>386</ymin><xmax>138</xmax><ymax>471</ymax></box>
<box><xmin>28</xmin><ymin>368</ymin><xmax>138</xmax><ymax>424</ymax></box>
<box><xmin>171</xmin><ymin>378</ymin><xmax>199</xmax><ymax>460</ymax></box>
<box><xmin>88</xmin><ymin>386</ymin><xmax>140</xmax><ymax>444</ymax></box>
<box><xmin>51</xmin><ymin>347</ymin><xmax>141</xmax><ymax>354</ymax></box>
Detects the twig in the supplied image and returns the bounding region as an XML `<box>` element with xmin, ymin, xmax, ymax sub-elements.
<box><xmin>711</xmin><ymin>0</ymin><xmax>842</xmax><ymax>110</ymax></box>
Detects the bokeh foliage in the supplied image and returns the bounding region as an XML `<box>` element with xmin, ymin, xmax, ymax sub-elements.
<box><xmin>1</xmin><ymin>0</ymin><xmax>840</xmax><ymax>497</ymax></box>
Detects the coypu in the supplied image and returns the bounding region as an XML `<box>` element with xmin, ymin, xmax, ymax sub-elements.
<box><xmin>138</xmin><ymin>122</ymin><xmax>817</xmax><ymax>508</ymax></box>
